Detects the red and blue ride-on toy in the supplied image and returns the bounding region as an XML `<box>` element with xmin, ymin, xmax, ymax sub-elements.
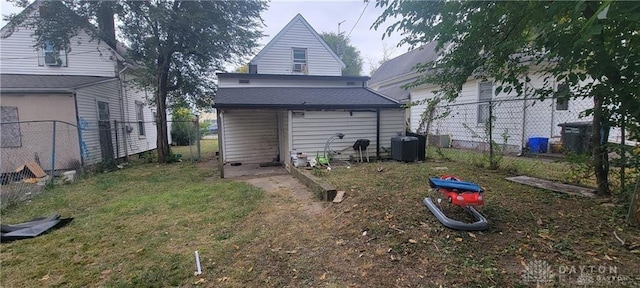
<box><xmin>423</xmin><ymin>175</ymin><xmax>489</xmax><ymax>231</ymax></box>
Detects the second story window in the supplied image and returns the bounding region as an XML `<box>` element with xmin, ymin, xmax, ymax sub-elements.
<box><xmin>292</xmin><ymin>48</ymin><xmax>307</xmax><ymax>74</ymax></box>
<box><xmin>40</xmin><ymin>40</ymin><xmax>67</xmax><ymax>67</ymax></box>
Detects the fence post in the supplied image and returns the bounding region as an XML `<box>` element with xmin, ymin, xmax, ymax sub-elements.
<box><xmin>50</xmin><ymin>121</ymin><xmax>56</xmax><ymax>182</ymax></box>
<box><xmin>488</xmin><ymin>101</ymin><xmax>494</xmax><ymax>168</ymax></box>
<box><xmin>188</xmin><ymin>121</ymin><xmax>194</xmax><ymax>163</ymax></box>
<box><xmin>114</xmin><ymin>120</ymin><xmax>120</xmax><ymax>161</ymax></box>
<box><xmin>621</xmin><ymin>115</ymin><xmax>626</xmax><ymax>193</ymax></box>
<box><xmin>195</xmin><ymin>115</ymin><xmax>201</xmax><ymax>161</ymax></box>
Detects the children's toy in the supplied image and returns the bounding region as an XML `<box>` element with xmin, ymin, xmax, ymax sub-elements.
<box><xmin>423</xmin><ymin>175</ymin><xmax>489</xmax><ymax>231</ymax></box>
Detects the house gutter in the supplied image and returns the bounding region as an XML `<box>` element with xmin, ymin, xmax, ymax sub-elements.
<box><xmin>118</xmin><ymin>65</ymin><xmax>130</xmax><ymax>162</ymax></box>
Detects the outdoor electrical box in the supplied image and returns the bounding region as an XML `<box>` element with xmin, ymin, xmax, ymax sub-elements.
<box><xmin>391</xmin><ymin>136</ymin><xmax>419</xmax><ymax>162</ymax></box>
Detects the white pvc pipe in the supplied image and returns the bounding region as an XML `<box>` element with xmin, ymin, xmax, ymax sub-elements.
<box><xmin>194</xmin><ymin>251</ymin><xmax>202</xmax><ymax>275</ymax></box>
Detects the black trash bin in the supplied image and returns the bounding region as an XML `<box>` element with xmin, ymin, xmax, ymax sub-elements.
<box><xmin>558</xmin><ymin>121</ymin><xmax>608</xmax><ymax>155</ymax></box>
<box><xmin>406</xmin><ymin>132</ymin><xmax>426</xmax><ymax>161</ymax></box>
<box><xmin>391</xmin><ymin>136</ymin><xmax>418</xmax><ymax>162</ymax></box>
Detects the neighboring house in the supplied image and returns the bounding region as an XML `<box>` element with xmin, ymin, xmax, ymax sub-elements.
<box><xmin>214</xmin><ymin>14</ymin><xmax>405</xmax><ymax>177</ymax></box>
<box><xmin>0</xmin><ymin>2</ymin><xmax>159</xmax><ymax>173</ymax></box>
<box><xmin>370</xmin><ymin>43</ymin><xmax>622</xmax><ymax>153</ymax></box>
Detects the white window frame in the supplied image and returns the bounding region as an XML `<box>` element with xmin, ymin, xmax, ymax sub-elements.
<box><xmin>292</xmin><ymin>48</ymin><xmax>307</xmax><ymax>74</ymax></box>
<box><xmin>477</xmin><ymin>81</ymin><xmax>493</xmax><ymax>124</ymax></box>
<box><xmin>135</xmin><ymin>101</ymin><xmax>145</xmax><ymax>137</ymax></box>
<box><xmin>40</xmin><ymin>40</ymin><xmax>67</xmax><ymax>67</ymax></box>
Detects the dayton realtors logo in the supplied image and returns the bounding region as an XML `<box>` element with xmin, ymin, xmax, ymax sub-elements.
<box><xmin>521</xmin><ymin>259</ymin><xmax>637</xmax><ymax>287</ymax></box>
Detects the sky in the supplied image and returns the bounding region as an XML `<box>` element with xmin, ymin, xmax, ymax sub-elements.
<box><xmin>0</xmin><ymin>0</ymin><xmax>411</xmax><ymax>75</ymax></box>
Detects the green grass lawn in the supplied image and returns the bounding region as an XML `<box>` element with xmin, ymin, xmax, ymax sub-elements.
<box><xmin>2</xmin><ymin>141</ymin><xmax>639</xmax><ymax>287</ymax></box>
<box><xmin>0</xmin><ymin>143</ymin><xmax>263</xmax><ymax>287</ymax></box>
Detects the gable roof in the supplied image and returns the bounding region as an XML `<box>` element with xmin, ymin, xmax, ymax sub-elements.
<box><xmin>369</xmin><ymin>41</ymin><xmax>439</xmax><ymax>85</ymax></box>
<box><xmin>1</xmin><ymin>1</ymin><xmax>126</xmax><ymax>60</ymax></box>
<box><xmin>250</xmin><ymin>14</ymin><xmax>346</xmax><ymax>68</ymax></box>
<box><xmin>214</xmin><ymin>87</ymin><xmax>401</xmax><ymax>109</ymax></box>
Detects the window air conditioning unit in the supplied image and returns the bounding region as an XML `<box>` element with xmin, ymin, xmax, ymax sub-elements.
<box><xmin>44</xmin><ymin>51</ymin><xmax>62</xmax><ymax>66</ymax></box>
<box><xmin>293</xmin><ymin>63</ymin><xmax>307</xmax><ymax>73</ymax></box>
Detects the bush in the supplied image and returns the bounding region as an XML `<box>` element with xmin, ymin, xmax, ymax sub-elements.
<box><xmin>170</xmin><ymin>121</ymin><xmax>196</xmax><ymax>146</ymax></box>
<box><xmin>170</xmin><ymin>108</ymin><xmax>197</xmax><ymax>146</ymax></box>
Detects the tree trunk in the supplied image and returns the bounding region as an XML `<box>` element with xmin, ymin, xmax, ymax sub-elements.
<box><xmin>156</xmin><ymin>56</ymin><xmax>171</xmax><ymax>163</ymax></box>
<box><xmin>628</xmin><ymin>175</ymin><xmax>640</xmax><ymax>227</ymax></box>
<box><xmin>592</xmin><ymin>95</ymin><xmax>610</xmax><ymax>196</ymax></box>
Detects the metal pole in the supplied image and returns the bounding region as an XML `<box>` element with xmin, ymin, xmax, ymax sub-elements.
<box><xmin>114</xmin><ymin>120</ymin><xmax>119</xmax><ymax>161</ymax></box>
<box><xmin>195</xmin><ymin>115</ymin><xmax>201</xmax><ymax>161</ymax></box>
<box><xmin>621</xmin><ymin>115</ymin><xmax>626</xmax><ymax>193</ymax></box>
<box><xmin>50</xmin><ymin>121</ymin><xmax>57</xmax><ymax>181</ymax></box>
<box><xmin>489</xmin><ymin>102</ymin><xmax>494</xmax><ymax>168</ymax></box>
<box><xmin>188</xmin><ymin>121</ymin><xmax>194</xmax><ymax>163</ymax></box>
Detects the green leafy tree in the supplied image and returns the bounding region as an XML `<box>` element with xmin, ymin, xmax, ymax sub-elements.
<box><xmin>4</xmin><ymin>0</ymin><xmax>266</xmax><ymax>163</ymax></box>
<box><xmin>320</xmin><ymin>32</ymin><xmax>363</xmax><ymax>76</ymax></box>
<box><xmin>170</xmin><ymin>107</ymin><xmax>196</xmax><ymax>146</ymax></box>
<box><xmin>374</xmin><ymin>0</ymin><xmax>640</xmax><ymax>196</ymax></box>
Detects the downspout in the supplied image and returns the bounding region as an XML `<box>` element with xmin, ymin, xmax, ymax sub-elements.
<box><xmin>72</xmin><ymin>92</ymin><xmax>85</xmax><ymax>168</ymax></box>
<box><xmin>118</xmin><ymin>65</ymin><xmax>129</xmax><ymax>162</ymax></box>
<box><xmin>217</xmin><ymin>109</ymin><xmax>224</xmax><ymax>178</ymax></box>
<box><xmin>376</xmin><ymin>108</ymin><xmax>381</xmax><ymax>159</ymax></box>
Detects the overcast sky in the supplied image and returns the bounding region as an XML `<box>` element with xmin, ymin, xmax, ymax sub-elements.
<box><xmin>1</xmin><ymin>0</ymin><xmax>410</xmax><ymax>75</ymax></box>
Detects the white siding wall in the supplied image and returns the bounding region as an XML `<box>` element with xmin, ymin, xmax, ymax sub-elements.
<box><xmin>291</xmin><ymin>110</ymin><xmax>405</xmax><ymax>160</ymax></box>
<box><xmin>221</xmin><ymin>109</ymin><xmax>278</xmax><ymax>164</ymax></box>
<box><xmin>380</xmin><ymin>109</ymin><xmax>406</xmax><ymax>149</ymax></box>
<box><xmin>255</xmin><ymin>19</ymin><xmax>342</xmax><ymax>76</ymax></box>
<box><xmin>75</xmin><ymin>80</ymin><xmax>122</xmax><ymax>165</ymax></box>
<box><xmin>219</xmin><ymin>77</ymin><xmax>365</xmax><ymax>88</ymax></box>
<box><xmin>1</xmin><ymin>27</ymin><xmax>118</xmax><ymax>77</ymax></box>
<box><xmin>409</xmin><ymin>75</ymin><xmax>607</xmax><ymax>151</ymax></box>
<box><xmin>121</xmin><ymin>74</ymin><xmax>157</xmax><ymax>155</ymax></box>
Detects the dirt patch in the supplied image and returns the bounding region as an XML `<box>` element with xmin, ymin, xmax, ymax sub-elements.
<box><xmin>242</xmin><ymin>175</ymin><xmax>325</xmax><ymax>215</ymax></box>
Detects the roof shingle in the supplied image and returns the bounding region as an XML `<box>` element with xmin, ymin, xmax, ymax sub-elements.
<box><xmin>215</xmin><ymin>87</ymin><xmax>401</xmax><ymax>109</ymax></box>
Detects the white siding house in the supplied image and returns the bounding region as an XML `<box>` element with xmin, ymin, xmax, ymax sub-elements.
<box><xmin>249</xmin><ymin>14</ymin><xmax>344</xmax><ymax>76</ymax></box>
<box><xmin>215</xmin><ymin>14</ymin><xmax>405</xmax><ymax>177</ymax></box>
<box><xmin>371</xmin><ymin>44</ymin><xmax>623</xmax><ymax>154</ymax></box>
<box><xmin>0</xmin><ymin>3</ymin><xmax>161</xmax><ymax>172</ymax></box>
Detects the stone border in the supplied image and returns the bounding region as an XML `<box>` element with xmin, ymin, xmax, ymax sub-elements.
<box><xmin>290</xmin><ymin>167</ymin><xmax>337</xmax><ymax>201</ymax></box>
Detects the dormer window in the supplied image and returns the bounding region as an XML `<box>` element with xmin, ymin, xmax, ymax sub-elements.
<box><xmin>292</xmin><ymin>48</ymin><xmax>307</xmax><ymax>74</ymax></box>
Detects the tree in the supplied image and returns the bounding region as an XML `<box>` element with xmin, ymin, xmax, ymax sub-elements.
<box><xmin>374</xmin><ymin>1</ymin><xmax>640</xmax><ymax>196</ymax></box>
<box><xmin>5</xmin><ymin>0</ymin><xmax>266</xmax><ymax>163</ymax></box>
<box><xmin>367</xmin><ymin>42</ymin><xmax>395</xmax><ymax>76</ymax></box>
<box><xmin>320</xmin><ymin>32</ymin><xmax>363</xmax><ymax>76</ymax></box>
<box><xmin>234</xmin><ymin>64</ymin><xmax>249</xmax><ymax>73</ymax></box>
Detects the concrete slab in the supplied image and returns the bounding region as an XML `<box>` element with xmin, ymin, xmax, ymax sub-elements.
<box><xmin>242</xmin><ymin>175</ymin><xmax>325</xmax><ymax>215</ymax></box>
<box><xmin>224</xmin><ymin>163</ymin><xmax>288</xmax><ymax>179</ymax></box>
<box><xmin>506</xmin><ymin>175</ymin><xmax>596</xmax><ymax>198</ymax></box>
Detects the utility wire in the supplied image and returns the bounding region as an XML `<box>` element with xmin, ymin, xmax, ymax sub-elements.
<box><xmin>347</xmin><ymin>1</ymin><xmax>370</xmax><ymax>38</ymax></box>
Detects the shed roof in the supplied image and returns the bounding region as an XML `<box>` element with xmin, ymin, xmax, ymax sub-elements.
<box><xmin>214</xmin><ymin>87</ymin><xmax>402</xmax><ymax>109</ymax></box>
<box><xmin>1</xmin><ymin>74</ymin><xmax>117</xmax><ymax>92</ymax></box>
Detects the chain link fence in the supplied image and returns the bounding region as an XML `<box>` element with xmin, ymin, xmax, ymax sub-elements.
<box><xmin>0</xmin><ymin>118</ymin><xmax>206</xmax><ymax>208</ymax></box>
<box><xmin>417</xmin><ymin>97</ymin><xmax>637</xmax><ymax>191</ymax></box>
<box><xmin>112</xmin><ymin>119</ymin><xmax>202</xmax><ymax>164</ymax></box>
<box><xmin>1</xmin><ymin>120</ymin><xmax>81</xmax><ymax>207</ymax></box>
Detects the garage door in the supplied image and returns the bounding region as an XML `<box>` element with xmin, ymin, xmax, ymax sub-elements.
<box><xmin>222</xmin><ymin>110</ymin><xmax>278</xmax><ymax>164</ymax></box>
